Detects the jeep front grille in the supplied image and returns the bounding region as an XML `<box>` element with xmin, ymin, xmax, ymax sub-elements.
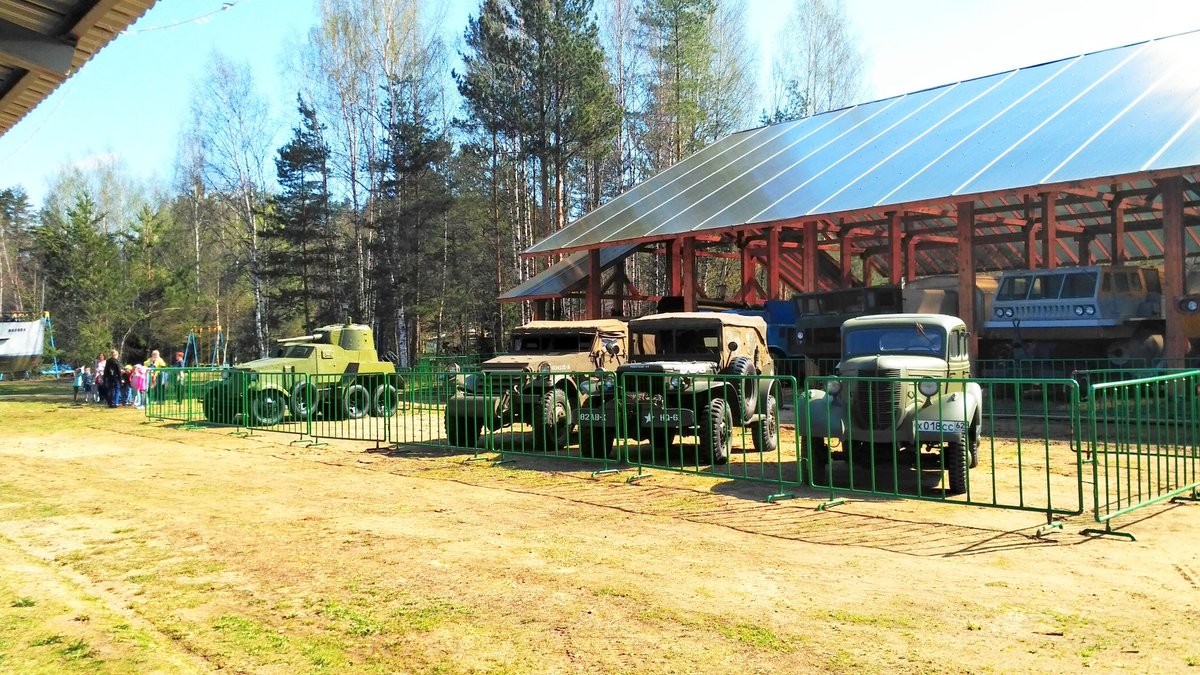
<box><xmin>851</xmin><ymin>369</ymin><xmax>902</xmax><ymax>430</ymax></box>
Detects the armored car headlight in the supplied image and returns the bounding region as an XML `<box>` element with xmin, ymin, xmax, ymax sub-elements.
<box><xmin>917</xmin><ymin>380</ymin><xmax>940</xmax><ymax>398</ymax></box>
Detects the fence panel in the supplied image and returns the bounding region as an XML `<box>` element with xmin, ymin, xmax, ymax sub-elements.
<box><xmin>1085</xmin><ymin>369</ymin><xmax>1200</xmax><ymax>538</ymax></box>
<box><xmin>801</xmin><ymin>375</ymin><xmax>1084</xmax><ymax>522</ymax></box>
<box><xmin>394</xmin><ymin>368</ymin><xmax>496</xmax><ymax>452</ymax></box>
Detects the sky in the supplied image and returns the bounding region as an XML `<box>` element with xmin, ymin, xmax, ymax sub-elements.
<box><xmin>1</xmin><ymin>0</ymin><xmax>1199</xmax><ymax>208</ymax></box>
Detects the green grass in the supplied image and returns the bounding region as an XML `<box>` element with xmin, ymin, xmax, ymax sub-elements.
<box><xmin>716</xmin><ymin>621</ymin><xmax>793</xmax><ymax>652</ymax></box>
<box><xmin>10</xmin><ymin>597</ymin><xmax>35</xmax><ymax>608</ymax></box>
<box><xmin>212</xmin><ymin>614</ymin><xmax>289</xmax><ymax>655</ymax></box>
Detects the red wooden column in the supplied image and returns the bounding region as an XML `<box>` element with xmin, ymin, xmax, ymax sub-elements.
<box><xmin>767</xmin><ymin>225</ymin><xmax>781</xmax><ymax>299</ymax></box>
<box><xmin>957</xmin><ymin>201</ymin><xmax>978</xmax><ymax>357</ymax></box>
<box><xmin>803</xmin><ymin>221</ymin><xmax>818</xmax><ymax>292</ymax></box>
<box><xmin>1111</xmin><ymin>197</ymin><xmax>1126</xmax><ymax>265</ymax></box>
<box><xmin>1042</xmin><ymin>193</ymin><xmax>1057</xmax><ymax>269</ymax></box>
<box><xmin>1078</xmin><ymin>234</ymin><xmax>1093</xmax><ymax>266</ymax></box>
<box><xmin>586</xmin><ymin>248</ymin><xmax>602</xmax><ymax>319</ymax></box>
<box><xmin>1161</xmin><ymin>177</ymin><xmax>1187</xmax><ymax>361</ymax></box>
<box><xmin>668</xmin><ymin>239</ymin><xmax>683</xmax><ymax>296</ymax></box>
<box><xmin>681</xmin><ymin>237</ymin><xmax>697</xmax><ymax>311</ymax></box>
<box><xmin>888</xmin><ymin>211</ymin><xmax>903</xmax><ymax>285</ymax></box>
<box><xmin>739</xmin><ymin>242</ymin><xmax>756</xmax><ymax>303</ymax></box>
<box><xmin>840</xmin><ymin>233</ymin><xmax>854</xmax><ymax>287</ymax></box>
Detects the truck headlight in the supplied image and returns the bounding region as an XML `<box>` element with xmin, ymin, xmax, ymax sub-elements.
<box><xmin>917</xmin><ymin>380</ymin><xmax>940</xmax><ymax>398</ymax></box>
<box><xmin>1074</xmin><ymin>305</ymin><xmax>1085</xmax><ymax>316</ymax></box>
<box><xmin>1085</xmin><ymin>305</ymin><xmax>1096</xmax><ymax>315</ymax></box>
<box><xmin>668</xmin><ymin>376</ymin><xmax>683</xmax><ymax>390</ymax></box>
<box><xmin>826</xmin><ymin>380</ymin><xmax>842</xmax><ymax>397</ymax></box>
<box><xmin>1182</xmin><ymin>298</ymin><xmax>1200</xmax><ymax>313</ymax></box>
<box><xmin>537</xmin><ymin>361</ymin><xmax>551</xmax><ymax>373</ymax></box>
<box><xmin>1003</xmin><ymin>308</ymin><xmax>1014</xmax><ymax>318</ymax></box>
<box><xmin>463</xmin><ymin>373</ymin><xmax>479</xmax><ymax>392</ymax></box>
<box><xmin>994</xmin><ymin>308</ymin><xmax>1004</xmax><ymax>318</ymax></box>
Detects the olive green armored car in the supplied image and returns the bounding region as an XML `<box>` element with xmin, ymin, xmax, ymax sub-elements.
<box><xmin>444</xmin><ymin>319</ymin><xmax>629</xmax><ymax>449</ymax></box>
<box><xmin>202</xmin><ymin>320</ymin><xmax>399</xmax><ymax>426</ymax></box>
<box><xmin>576</xmin><ymin>312</ymin><xmax>780</xmax><ymax>464</ymax></box>
<box><xmin>800</xmin><ymin>313</ymin><xmax>982</xmax><ymax>494</ymax></box>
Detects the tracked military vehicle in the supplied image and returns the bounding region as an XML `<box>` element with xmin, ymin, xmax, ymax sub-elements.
<box><xmin>202</xmin><ymin>320</ymin><xmax>398</xmax><ymax>426</ymax></box>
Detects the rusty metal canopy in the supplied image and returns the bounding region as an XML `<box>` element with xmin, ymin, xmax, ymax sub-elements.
<box><xmin>0</xmin><ymin>0</ymin><xmax>157</xmax><ymax>138</ymax></box>
<box><xmin>528</xmin><ymin>30</ymin><xmax>1200</xmax><ymax>257</ymax></box>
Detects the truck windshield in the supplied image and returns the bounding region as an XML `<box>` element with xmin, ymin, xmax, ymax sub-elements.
<box><xmin>512</xmin><ymin>333</ymin><xmax>592</xmax><ymax>352</ymax></box>
<box><xmin>843</xmin><ymin>325</ymin><xmax>946</xmax><ymax>358</ymax></box>
<box><xmin>631</xmin><ymin>326</ymin><xmax>721</xmax><ymax>361</ymax></box>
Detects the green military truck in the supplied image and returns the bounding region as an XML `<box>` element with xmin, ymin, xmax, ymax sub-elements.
<box><xmin>577</xmin><ymin>312</ymin><xmax>780</xmax><ymax>464</ymax></box>
<box><xmin>202</xmin><ymin>320</ymin><xmax>399</xmax><ymax>426</ymax></box>
<box><xmin>444</xmin><ymin>319</ymin><xmax>629</xmax><ymax>450</ymax></box>
<box><xmin>800</xmin><ymin>313</ymin><xmax>982</xmax><ymax>494</ymax></box>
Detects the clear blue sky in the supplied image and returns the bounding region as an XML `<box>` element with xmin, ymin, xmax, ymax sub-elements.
<box><xmin>1</xmin><ymin>0</ymin><xmax>1198</xmax><ymax>208</ymax></box>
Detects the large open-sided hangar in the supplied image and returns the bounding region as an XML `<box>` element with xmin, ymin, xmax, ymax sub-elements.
<box><xmin>508</xmin><ymin>30</ymin><xmax>1200</xmax><ymax>360</ymax></box>
<box><xmin>0</xmin><ymin>0</ymin><xmax>156</xmax><ymax>137</ymax></box>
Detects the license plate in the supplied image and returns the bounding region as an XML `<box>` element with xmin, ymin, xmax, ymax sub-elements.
<box><xmin>641</xmin><ymin>408</ymin><xmax>690</xmax><ymax>426</ymax></box>
<box><xmin>579</xmin><ymin>411</ymin><xmax>606</xmax><ymax>423</ymax></box>
<box><xmin>917</xmin><ymin>419</ymin><xmax>965</xmax><ymax>434</ymax></box>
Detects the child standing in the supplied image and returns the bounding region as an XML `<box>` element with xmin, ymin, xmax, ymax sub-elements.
<box><xmin>132</xmin><ymin>363</ymin><xmax>149</xmax><ymax>409</ymax></box>
<box><xmin>72</xmin><ymin>367</ymin><xmax>84</xmax><ymax>402</ymax></box>
<box><xmin>83</xmin><ymin>367</ymin><xmax>97</xmax><ymax>403</ymax></box>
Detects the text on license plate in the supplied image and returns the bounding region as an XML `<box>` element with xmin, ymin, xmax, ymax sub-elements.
<box><xmin>916</xmin><ymin>419</ymin><xmax>964</xmax><ymax>433</ymax></box>
<box><xmin>579</xmin><ymin>411</ymin><xmax>606</xmax><ymax>423</ymax></box>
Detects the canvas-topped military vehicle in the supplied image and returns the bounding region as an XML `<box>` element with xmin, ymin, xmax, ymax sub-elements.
<box><xmin>443</xmin><ymin>319</ymin><xmax>628</xmax><ymax>449</ymax></box>
<box><xmin>800</xmin><ymin>313</ymin><xmax>982</xmax><ymax>494</ymax></box>
<box><xmin>577</xmin><ymin>312</ymin><xmax>780</xmax><ymax>464</ymax></box>
<box><xmin>202</xmin><ymin>320</ymin><xmax>399</xmax><ymax>426</ymax></box>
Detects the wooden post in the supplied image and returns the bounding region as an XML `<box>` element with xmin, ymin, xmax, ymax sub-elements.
<box><xmin>613</xmin><ymin>258</ymin><xmax>627</xmax><ymax>317</ymax></box>
<box><xmin>1078</xmin><ymin>234</ymin><xmax>1093</xmax><ymax>267</ymax></box>
<box><xmin>803</xmin><ymin>222</ymin><xmax>818</xmax><ymax>292</ymax></box>
<box><xmin>1026</xmin><ymin>224</ymin><xmax>1039</xmax><ymax>269</ymax></box>
<box><xmin>767</xmin><ymin>225</ymin><xmax>781</xmax><ymax>299</ymax></box>
<box><xmin>957</xmin><ymin>201</ymin><xmax>978</xmax><ymax>358</ymax></box>
<box><xmin>533</xmin><ymin>300</ymin><xmax>547</xmax><ymax>320</ymax></box>
<box><xmin>888</xmin><ymin>211</ymin><xmax>903</xmax><ymax>285</ymax></box>
<box><xmin>587</xmin><ymin>248</ymin><xmax>602</xmax><ymax>319</ymax></box>
<box><xmin>1111</xmin><ymin>197</ymin><xmax>1126</xmax><ymax>265</ymax></box>
<box><xmin>682</xmin><ymin>237</ymin><xmax>697</xmax><ymax>312</ymax></box>
<box><xmin>1161</xmin><ymin>177</ymin><xmax>1187</xmax><ymax>361</ymax></box>
<box><xmin>739</xmin><ymin>243</ymin><xmax>756</xmax><ymax>304</ymax></box>
<box><xmin>1042</xmin><ymin>193</ymin><xmax>1057</xmax><ymax>269</ymax></box>
<box><xmin>668</xmin><ymin>239</ymin><xmax>683</xmax><ymax>296</ymax></box>
<box><xmin>840</xmin><ymin>233</ymin><xmax>854</xmax><ymax>287</ymax></box>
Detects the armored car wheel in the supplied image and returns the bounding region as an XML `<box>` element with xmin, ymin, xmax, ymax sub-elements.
<box><xmin>700</xmin><ymin>398</ymin><xmax>732</xmax><ymax>466</ymax></box>
<box><xmin>751</xmin><ymin>393</ymin><xmax>779</xmax><ymax>454</ymax></box>
<box><xmin>249</xmin><ymin>390</ymin><xmax>286</xmax><ymax>427</ymax></box>
<box><xmin>342</xmin><ymin>384</ymin><xmax>371</xmax><ymax>420</ymax></box>
<box><xmin>372</xmin><ymin>383</ymin><xmax>399</xmax><ymax>417</ymax></box>
<box><xmin>290</xmin><ymin>381</ymin><xmax>319</xmax><ymax>420</ymax></box>
<box><xmin>203</xmin><ymin>391</ymin><xmax>236</xmax><ymax>425</ymax></box>
<box><xmin>533</xmin><ymin>388</ymin><xmax>573</xmax><ymax>451</ymax></box>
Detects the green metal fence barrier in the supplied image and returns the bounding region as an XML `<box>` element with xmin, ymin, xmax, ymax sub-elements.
<box><xmin>298</xmin><ymin>372</ymin><xmax>395</xmax><ymax>447</ymax></box>
<box><xmin>145</xmin><ymin>367</ymin><xmax>227</xmax><ymax>426</ymax></box>
<box><xmin>1083</xmin><ymin>369</ymin><xmax>1200</xmax><ymax>539</ymax></box>
<box><xmin>801</xmin><ymin>375</ymin><xmax>1084</xmax><ymax>525</ymax></box>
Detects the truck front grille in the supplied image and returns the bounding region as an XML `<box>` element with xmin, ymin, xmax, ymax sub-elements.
<box><xmin>851</xmin><ymin>369</ymin><xmax>901</xmax><ymax>430</ymax></box>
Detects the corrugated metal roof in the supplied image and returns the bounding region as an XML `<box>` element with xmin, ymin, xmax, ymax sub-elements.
<box><xmin>528</xmin><ymin>30</ymin><xmax>1200</xmax><ymax>256</ymax></box>
<box><xmin>499</xmin><ymin>244</ymin><xmax>639</xmax><ymax>301</ymax></box>
<box><xmin>0</xmin><ymin>0</ymin><xmax>158</xmax><ymax>138</ymax></box>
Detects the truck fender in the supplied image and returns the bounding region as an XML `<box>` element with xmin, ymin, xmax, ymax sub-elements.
<box><xmin>914</xmin><ymin>388</ymin><xmax>980</xmax><ymax>443</ymax></box>
<box><xmin>798</xmin><ymin>389</ymin><xmax>845</xmax><ymax>439</ymax></box>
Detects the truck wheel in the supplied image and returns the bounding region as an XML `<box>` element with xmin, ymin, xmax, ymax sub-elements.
<box><xmin>967</xmin><ymin>419</ymin><xmax>981</xmax><ymax>469</ymax></box>
<box><xmin>751</xmin><ymin>393</ymin><xmax>779</xmax><ymax>454</ymax></box>
<box><xmin>290</xmin><ymin>381</ymin><xmax>319</xmax><ymax>420</ymax></box>
<box><xmin>726</xmin><ymin>356</ymin><xmax>758</xmax><ymax>423</ymax></box>
<box><xmin>580</xmin><ymin>427</ymin><xmax>617</xmax><ymax>460</ymax></box>
<box><xmin>944</xmin><ymin>441</ymin><xmax>969</xmax><ymax>495</ymax></box>
<box><xmin>203</xmin><ymin>391</ymin><xmax>236</xmax><ymax>424</ymax></box>
<box><xmin>801</xmin><ymin>434</ymin><xmax>830</xmax><ymax>483</ymax></box>
<box><xmin>372</xmin><ymin>383</ymin><xmax>399</xmax><ymax>417</ymax></box>
<box><xmin>534</xmin><ymin>388</ymin><xmax>572</xmax><ymax>451</ymax></box>
<box><xmin>342</xmin><ymin>384</ymin><xmax>371</xmax><ymax>420</ymax></box>
<box><xmin>445</xmin><ymin>415</ymin><xmax>481</xmax><ymax>448</ymax></box>
<box><xmin>249</xmin><ymin>390</ymin><xmax>285</xmax><ymax>426</ymax></box>
<box><xmin>700</xmin><ymin>398</ymin><xmax>732</xmax><ymax>465</ymax></box>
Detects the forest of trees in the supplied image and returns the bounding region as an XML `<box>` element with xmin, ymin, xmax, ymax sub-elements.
<box><xmin>0</xmin><ymin>0</ymin><xmax>863</xmax><ymax>367</ymax></box>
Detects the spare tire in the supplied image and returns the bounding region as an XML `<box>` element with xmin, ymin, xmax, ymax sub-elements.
<box><xmin>725</xmin><ymin>356</ymin><xmax>758</xmax><ymax>423</ymax></box>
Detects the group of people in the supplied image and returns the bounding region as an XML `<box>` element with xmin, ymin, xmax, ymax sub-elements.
<box><xmin>72</xmin><ymin>349</ymin><xmax>183</xmax><ymax>409</ymax></box>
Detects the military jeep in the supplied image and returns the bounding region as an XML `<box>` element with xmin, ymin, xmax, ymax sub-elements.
<box><xmin>577</xmin><ymin>312</ymin><xmax>780</xmax><ymax>464</ymax></box>
<box><xmin>800</xmin><ymin>313</ymin><xmax>982</xmax><ymax>494</ymax></box>
<box><xmin>201</xmin><ymin>320</ymin><xmax>398</xmax><ymax>426</ymax></box>
<box><xmin>444</xmin><ymin>319</ymin><xmax>628</xmax><ymax>450</ymax></box>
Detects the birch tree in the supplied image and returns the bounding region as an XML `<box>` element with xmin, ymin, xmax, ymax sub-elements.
<box><xmin>766</xmin><ymin>0</ymin><xmax>863</xmax><ymax>122</ymax></box>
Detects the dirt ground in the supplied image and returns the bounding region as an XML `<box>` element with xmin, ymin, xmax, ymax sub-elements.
<box><xmin>1</xmin><ymin>380</ymin><xmax>1199</xmax><ymax>673</ymax></box>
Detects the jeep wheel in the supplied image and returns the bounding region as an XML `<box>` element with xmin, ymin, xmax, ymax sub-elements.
<box><xmin>751</xmin><ymin>393</ymin><xmax>779</xmax><ymax>454</ymax></box>
<box><xmin>580</xmin><ymin>427</ymin><xmax>617</xmax><ymax>460</ymax></box>
<box><xmin>290</xmin><ymin>381</ymin><xmax>319</xmax><ymax>420</ymax></box>
<box><xmin>801</xmin><ymin>434</ymin><xmax>830</xmax><ymax>483</ymax></box>
<box><xmin>534</xmin><ymin>388</ymin><xmax>572</xmax><ymax>451</ymax></box>
<box><xmin>700</xmin><ymin>398</ymin><xmax>732</xmax><ymax>465</ymax></box>
<box><xmin>726</xmin><ymin>356</ymin><xmax>758</xmax><ymax>423</ymax></box>
<box><xmin>944</xmin><ymin>441</ymin><xmax>969</xmax><ymax>495</ymax></box>
<box><xmin>372</xmin><ymin>383</ymin><xmax>400</xmax><ymax>417</ymax></box>
<box><xmin>342</xmin><ymin>384</ymin><xmax>371</xmax><ymax>420</ymax></box>
<box><xmin>445</xmin><ymin>415</ymin><xmax>482</xmax><ymax>448</ymax></box>
<box><xmin>203</xmin><ymin>391</ymin><xmax>236</xmax><ymax>425</ymax></box>
<box><xmin>249</xmin><ymin>391</ymin><xmax>286</xmax><ymax>427</ymax></box>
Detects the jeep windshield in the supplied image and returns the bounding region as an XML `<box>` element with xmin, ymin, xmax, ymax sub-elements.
<box><xmin>630</xmin><ymin>325</ymin><xmax>721</xmax><ymax>362</ymax></box>
<box><xmin>511</xmin><ymin>332</ymin><xmax>593</xmax><ymax>352</ymax></box>
<box><xmin>843</xmin><ymin>324</ymin><xmax>946</xmax><ymax>358</ymax></box>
